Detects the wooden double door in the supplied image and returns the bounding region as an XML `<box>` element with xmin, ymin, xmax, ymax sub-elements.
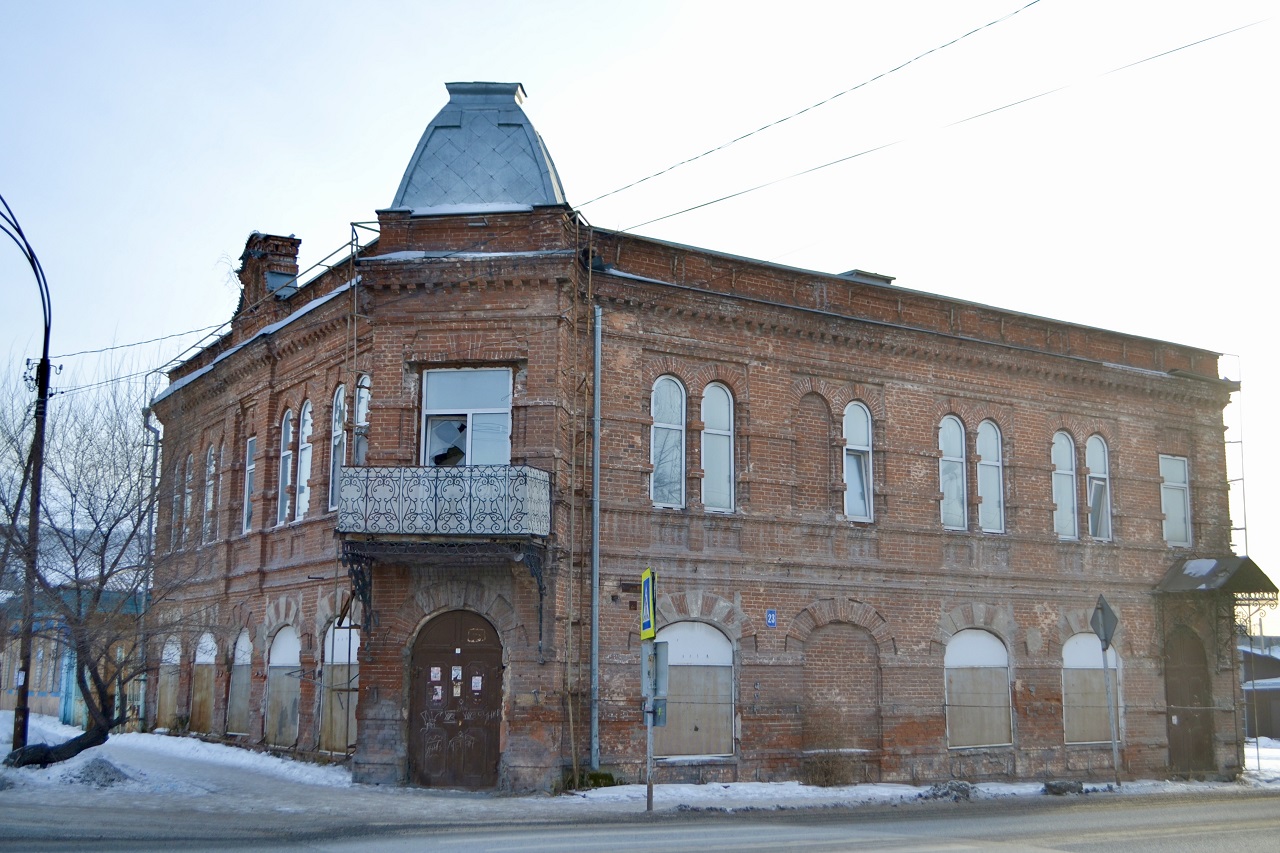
<box><xmin>408</xmin><ymin>611</ymin><xmax>504</xmax><ymax>788</ymax></box>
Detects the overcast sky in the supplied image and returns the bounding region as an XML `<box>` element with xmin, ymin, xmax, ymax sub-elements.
<box><xmin>3</xmin><ymin>1</ymin><xmax>1277</xmax><ymax>622</ymax></box>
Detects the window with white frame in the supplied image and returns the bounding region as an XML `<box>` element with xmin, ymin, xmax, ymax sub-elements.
<box><xmin>939</xmin><ymin>416</ymin><xmax>967</xmax><ymax>530</ymax></box>
<box><xmin>843</xmin><ymin>401</ymin><xmax>873</xmax><ymax>521</ymax></box>
<box><xmin>1052</xmin><ymin>431</ymin><xmax>1078</xmax><ymax>539</ymax></box>
<box><xmin>170</xmin><ymin>458</ymin><xmax>183</xmax><ymax>552</ymax></box>
<box><xmin>242</xmin><ymin>436</ymin><xmax>256</xmax><ymax>533</ymax></box>
<box><xmin>329</xmin><ymin>385</ymin><xmax>346</xmax><ymax>511</ymax></box>
<box><xmin>182</xmin><ymin>454</ymin><xmax>194</xmax><ymax>547</ymax></box>
<box><xmin>421</xmin><ymin>368</ymin><xmax>512</xmax><ymax>466</ymax></box>
<box><xmin>1160</xmin><ymin>454</ymin><xmax>1191</xmax><ymax>546</ymax></box>
<box><xmin>650</xmin><ymin>375</ymin><xmax>686</xmax><ymax>508</ymax></box>
<box><xmin>944</xmin><ymin>629</ymin><xmax>1012</xmax><ymax>748</ymax></box>
<box><xmin>654</xmin><ymin>621</ymin><xmax>734</xmax><ymax>757</ymax></box>
<box><xmin>277</xmin><ymin>411</ymin><xmax>294</xmax><ymax>525</ymax></box>
<box><xmin>296</xmin><ymin>401</ymin><xmax>314</xmax><ymax>519</ymax></box>
<box><xmin>701</xmin><ymin>383</ymin><xmax>734</xmax><ymax>512</ymax></box>
<box><xmin>1062</xmin><ymin>632</ymin><xmax>1120</xmax><ymax>744</ymax></box>
<box><xmin>1086</xmin><ymin>435</ymin><xmax>1112</xmax><ymax>541</ymax></box>
<box><xmin>977</xmin><ymin>420</ymin><xmax>1004</xmax><ymax>533</ymax></box>
<box><xmin>202</xmin><ymin>446</ymin><xmax>217</xmax><ymax>544</ymax></box>
<box><xmin>353</xmin><ymin>374</ymin><xmax>371</xmax><ymax>466</ymax></box>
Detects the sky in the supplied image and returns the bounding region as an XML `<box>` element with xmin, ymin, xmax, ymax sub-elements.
<box><xmin>2</xmin><ymin>1</ymin><xmax>1277</xmax><ymax>618</ymax></box>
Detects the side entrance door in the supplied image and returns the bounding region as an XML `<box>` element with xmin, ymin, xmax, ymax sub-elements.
<box><xmin>409</xmin><ymin>610</ymin><xmax>503</xmax><ymax>788</ymax></box>
<box><xmin>1164</xmin><ymin>625</ymin><xmax>1214</xmax><ymax>774</ymax></box>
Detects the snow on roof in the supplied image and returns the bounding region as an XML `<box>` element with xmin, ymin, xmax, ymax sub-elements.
<box><xmin>359</xmin><ymin>249</ymin><xmax>574</xmax><ymax>263</ymax></box>
<box><xmin>151</xmin><ymin>277</ymin><xmax>358</xmax><ymax>406</ymax></box>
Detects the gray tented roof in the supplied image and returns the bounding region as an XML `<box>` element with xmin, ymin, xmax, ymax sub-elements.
<box><xmin>390</xmin><ymin>82</ymin><xmax>567</xmax><ymax>212</ymax></box>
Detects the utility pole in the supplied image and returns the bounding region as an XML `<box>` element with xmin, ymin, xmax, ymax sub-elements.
<box><xmin>3</xmin><ymin>194</ymin><xmax>52</xmax><ymax>753</ymax></box>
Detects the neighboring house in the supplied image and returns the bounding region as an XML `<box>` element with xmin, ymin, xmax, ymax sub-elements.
<box><xmin>148</xmin><ymin>81</ymin><xmax>1274</xmax><ymax>791</ymax></box>
<box><xmin>1239</xmin><ymin>635</ymin><xmax>1280</xmax><ymax>738</ymax></box>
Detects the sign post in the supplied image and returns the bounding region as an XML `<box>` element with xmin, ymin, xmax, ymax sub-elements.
<box><xmin>639</xmin><ymin>568</ymin><xmax>665</xmax><ymax>811</ymax></box>
<box><xmin>1091</xmin><ymin>594</ymin><xmax>1121</xmax><ymax>788</ymax></box>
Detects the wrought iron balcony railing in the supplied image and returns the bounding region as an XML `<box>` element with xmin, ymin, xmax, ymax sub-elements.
<box><xmin>337</xmin><ymin>465</ymin><xmax>551</xmax><ymax>537</ymax></box>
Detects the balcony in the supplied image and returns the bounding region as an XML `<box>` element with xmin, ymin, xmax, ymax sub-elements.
<box><xmin>337</xmin><ymin>465</ymin><xmax>551</xmax><ymax>538</ymax></box>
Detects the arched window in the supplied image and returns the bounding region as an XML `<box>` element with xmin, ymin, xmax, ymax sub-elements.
<box><xmin>654</xmin><ymin>621</ymin><xmax>734</xmax><ymax>757</ymax></box>
<box><xmin>1062</xmin><ymin>633</ymin><xmax>1120</xmax><ymax>744</ymax></box>
<box><xmin>170</xmin><ymin>457</ymin><xmax>184</xmax><ymax>551</ymax></box>
<box><xmin>329</xmin><ymin>385</ymin><xmax>346</xmax><ymax>511</ymax></box>
<box><xmin>843</xmin><ymin>402</ymin><xmax>873</xmax><ymax>521</ymax></box>
<box><xmin>939</xmin><ymin>416</ymin><xmax>967</xmax><ymax>530</ymax></box>
<box><xmin>1052</xmin><ymin>432</ymin><xmax>1077</xmax><ymax>539</ymax></box>
<box><xmin>1086</xmin><ymin>435</ymin><xmax>1111</xmax><ymax>541</ymax></box>
<box><xmin>651</xmin><ymin>376</ymin><xmax>686</xmax><ymax>508</ymax></box>
<box><xmin>156</xmin><ymin>637</ymin><xmax>182</xmax><ymax>730</ymax></box>
<box><xmin>182</xmin><ymin>453</ymin><xmax>194</xmax><ymax>546</ymax></box>
<box><xmin>701</xmin><ymin>383</ymin><xmax>734</xmax><ymax>512</ymax></box>
<box><xmin>242</xmin><ymin>437</ymin><xmax>257</xmax><ymax>534</ymax></box>
<box><xmin>190</xmin><ymin>633</ymin><xmax>217</xmax><ymax>734</ymax></box>
<box><xmin>977</xmin><ymin>420</ymin><xmax>1004</xmax><ymax>534</ymax></box>
<box><xmin>277</xmin><ymin>410</ymin><xmax>294</xmax><ymax>525</ymax></box>
<box><xmin>226</xmin><ymin>630</ymin><xmax>253</xmax><ymax>735</ymax></box>
<box><xmin>353</xmin><ymin>374</ymin><xmax>371</xmax><ymax>466</ymax></box>
<box><xmin>202</xmin><ymin>446</ymin><xmax>217</xmax><ymax>544</ymax></box>
<box><xmin>266</xmin><ymin>626</ymin><xmax>301</xmax><ymax>747</ymax></box>
<box><xmin>320</xmin><ymin>612</ymin><xmax>361</xmax><ymax>753</ymax></box>
<box><xmin>944</xmin><ymin>629</ymin><xmax>1011</xmax><ymax>748</ymax></box>
<box><xmin>296</xmin><ymin>401</ymin><xmax>314</xmax><ymax>519</ymax></box>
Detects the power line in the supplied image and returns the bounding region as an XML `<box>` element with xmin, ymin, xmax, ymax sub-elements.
<box><xmin>51</xmin><ymin>323</ymin><xmax>228</xmax><ymax>360</ymax></box>
<box><xmin>578</xmin><ymin>0</ymin><xmax>1046</xmax><ymax>209</ymax></box>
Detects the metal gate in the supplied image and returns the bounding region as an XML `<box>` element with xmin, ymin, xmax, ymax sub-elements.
<box><xmin>408</xmin><ymin>611</ymin><xmax>503</xmax><ymax>788</ymax></box>
<box><xmin>1164</xmin><ymin>625</ymin><xmax>1214</xmax><ymax>774</ymax></box>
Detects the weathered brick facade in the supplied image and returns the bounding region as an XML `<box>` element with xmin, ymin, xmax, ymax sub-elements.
<box><xmin>149</xmin><ymin>83</ymin><xmax>1251</xmax><ymax>792</ymax></box>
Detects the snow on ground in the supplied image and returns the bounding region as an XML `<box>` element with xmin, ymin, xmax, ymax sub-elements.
<box><xmin>3</xmin><ymin>711</ymin><xmax>1280</xmax><ymax>819</ymax></box>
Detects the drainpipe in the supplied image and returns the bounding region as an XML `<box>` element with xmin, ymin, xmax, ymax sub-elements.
<box><xmin>591</xmin><ymin>304</ymin><xmax>602</xmax><ymax>769</ymax></box>
<box><xmin>141</xmin><ymin>407</ymin><xmax>161</xmax><ymax>728</ymax></box>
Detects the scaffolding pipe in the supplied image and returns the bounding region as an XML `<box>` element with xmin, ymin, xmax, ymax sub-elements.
<box><xmin>590</xmin><ymin>303</ymin><xmax>602</xmax><ymax>770</ymax></box>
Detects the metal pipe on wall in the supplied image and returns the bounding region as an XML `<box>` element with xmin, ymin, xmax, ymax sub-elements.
<box><xmin>590</xmin><ymin>303</ymin><xmax>602</xmax><ymax>769</ymax></box>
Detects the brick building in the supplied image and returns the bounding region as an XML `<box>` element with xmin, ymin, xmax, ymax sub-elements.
<box><xmin>148</xmin><ymin>81</ymin><xmax>1273</xmax><ymax>790</ymax></box>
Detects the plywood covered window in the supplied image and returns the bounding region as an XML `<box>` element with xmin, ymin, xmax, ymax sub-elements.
<box><xmin>651</xmin><ymin>376</ymin><xmax>686</xmax><ymax>508</ymax></box>
<box><xmin>266</xmin><ymin>626</ymin><xmax>301</xmax><ymax>747</ymax></box>
<box><xmin>701</xmin><ymin>382</ymin><xmax>734</xmax><ymax>512</ymax></box>
<box><xmin>945</xmin><ymin>629</ymin><xmax>1011</xmax><ymax>748</ymax></box>
<box><xmin>654</xmin><ymin>621</ymin><xmax>734</xmax><ymax>757</ymax></box>
<box><xmin>155</xmin><ymin>637</ymin><xmax>181</xmax><ymax>731</ymax></box>
<box><xmin>189</xmin><ymin>633</ymin><xmax>217</xmax><ymax>734</ymax></box>
<box><xmin>320</xmin><ymin>613</ymin><xmax>360</xmax><ymax>753</ymax></box>
<box><xmin>1062</xmin><ymin>633</ymin><xmax>1120</xmax><ymax>745</ymax></box>
<box><xmin>226</xmin><ymin>630</ymin><xmax>253</xmax><ymax>735</ymax></box>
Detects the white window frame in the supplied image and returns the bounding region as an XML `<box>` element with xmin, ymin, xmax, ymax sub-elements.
<box><xmin>182</xmin><ymin>453</ymin><xmax>194</xmax><ymax>547</ymax></box>
<box><xmin>420</xmin><ymin>367</ymin><xmax>512</xmax><ymax>467</ymax></box>
<box><xmin>701</xmin><ymin>382</ymin><xmax>735</xmax><ymax>513</ymax></box>
<box><xmin>1086</xmin><ymin>435</ymin><xmax>1112</xmax><ymax>541</ymax></box>
<box><xmin>202</xmin><ymin>446</ymin><xmax>217</xmax><ymax>544</ymax></box>
<box><xmin>170</xmin><ymin>458</ymin><xmax>183</xmax><ymax>552</ymax></box>
<box><xmin>242</xmin><ymin>436</ymin><xmax>256</xmax><ymax>534</ymax></box>
<box><xmin>1052</xmin><ymin>431</ymin><xmax>1078</xmax><ymax>540</ymax></box>
<box><xmin>353</xmin><ymin>373</ymin><xmax>371</xmax><ymax>466</ymax></box>
<box><xmin>650</xmin><ymin>375</ymin><xmax>686</xmax><ymax>509</ymax></box>
<box><xmin>296</xmin><ymin>401</ymin><xmax>314</xmax><ymax>519</ymax></box>
<box><xmin>1160</xmin><ymin>454</ymin><xmax>1191</xmax><ymax>547</ymax></box>
<box><xmin>843</xmin><ymin>401</ymin><xmax>873</xmax><ymax>522</ymax></box>
<box><xmin>976</xmin><ymin>420</ymin><xmax>1004</xmax><ymax>534</ymax></box>
<box><xmin>939</xmin><ymin>416</ymin><xmax>967</xmax><ymax>530</ymax></box>
<box><xmin>277</xmin><ymin>411</ymin><xmax>294</xmax><ymax>526</ymax></box>
<box><xmin>329</xmin><ymin>385</ymin><xmax>346</xmax><ymax>512</ymax></box>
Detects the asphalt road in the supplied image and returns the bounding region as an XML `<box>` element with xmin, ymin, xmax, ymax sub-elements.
<box><xmin>3</xmin><ymin>787</ymin><xmax>1278</xmax><ymax>852</ymax></box>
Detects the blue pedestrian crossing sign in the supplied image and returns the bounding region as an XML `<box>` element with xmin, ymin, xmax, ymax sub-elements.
<box><xmin>640</xmin><ymin>568</ymin><xmax>656</xmax><ymax>640</ymax></box>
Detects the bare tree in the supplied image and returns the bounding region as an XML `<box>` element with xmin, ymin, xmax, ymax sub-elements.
<box><xmin>2</xmin><ymin>365</ymin><xmax>207</xmax><ymax>767</ymax></box>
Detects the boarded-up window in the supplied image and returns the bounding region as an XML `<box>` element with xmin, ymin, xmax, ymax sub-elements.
<box><xmin>654</xmin><ymin>622</ymin><xmax>733</xmax><ymax>757</ymax></box>
<box><xmin>189</xmin><ymin>633</ymin><xmax>217</xmax><ymax>734</ymax></box>
<box><xmin>945</xmin><ymin>629</ymin><xmax>1011</xmax><ymax>748</ymax></box>
<box><xmin>1063</xmin><ymin>633</ymin><xmax>1120</xmax><ymax>745</ymax></box>
<box><xmin>155</xmin><ymin>637</ymin><xmax>182</xmax><ymax>730</ymax></box>
<box><xmin>266</xmin><ymin>627</ymin><xmax>300</xmax><ymax>747</ymax></box>
<box><xmin>226</xmin><ymin>630</ymin><xmax>252</xmax><ymax>735</ymax></box>
<box><xmin>320</xmin><ymin>615</ymin><xmax>360</xmax><ymax>753</ymax></box>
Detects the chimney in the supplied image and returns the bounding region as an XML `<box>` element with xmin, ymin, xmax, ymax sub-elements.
<box><xmin>238</xmin><ymin>232</ymin><xmax>302</xmax><ymax>309</ymax></box>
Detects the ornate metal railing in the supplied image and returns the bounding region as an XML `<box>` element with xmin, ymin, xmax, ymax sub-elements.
<box><xmin>337</xmin><ymin>465</ymin><xmax>550</xmax><ymax>537</ymax></box>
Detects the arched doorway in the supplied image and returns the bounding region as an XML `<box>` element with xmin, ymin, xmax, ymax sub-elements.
<box><xmin>408</xmin><ymin>611</ymin><xmax>503</xmax><ymax>788</ymax></box>
<box><xmin>1165</xmin><ymin>624</ymin><xmax>1214</xmax><ymax>774</ymax></box>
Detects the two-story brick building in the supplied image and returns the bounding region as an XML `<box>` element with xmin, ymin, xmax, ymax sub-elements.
<box><xmin>148</xmin><ymin>81</ymin><xmax>1273</xmax><ymax>791</ymax></box>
